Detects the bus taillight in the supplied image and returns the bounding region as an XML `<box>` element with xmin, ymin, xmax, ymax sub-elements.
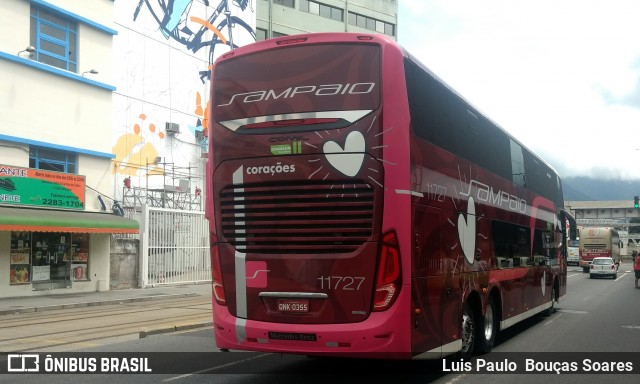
<box><xmin>373</xmin><ymin>231</ymin><xmax>401</xmax><ymax>311</ymax></box>
<box><xmin>210</xmin><ymin>238</ymin><xmax>226</xmax><ymax>305</ymax></box>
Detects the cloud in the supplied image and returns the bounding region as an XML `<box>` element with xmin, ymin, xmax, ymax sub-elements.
<box><xmin>398</xmin><ymin>0</ymin><xmax>640</xmax><ymax>180</ymax></box>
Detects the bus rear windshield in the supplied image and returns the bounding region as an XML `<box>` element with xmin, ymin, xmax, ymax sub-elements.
<box><xmin>213</xmin><ymin>43</ymin><xmax>381</xmax><ymax>125</ymax></box>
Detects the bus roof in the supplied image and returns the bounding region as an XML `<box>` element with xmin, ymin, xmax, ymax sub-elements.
<box><xmin>212</xmin><ymin>32</ymin><xmax>401</xmax><ymax>66</ymax></box>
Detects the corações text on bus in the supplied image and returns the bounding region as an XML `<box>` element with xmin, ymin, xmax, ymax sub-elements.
<box><xmin>459</xmin><ymin>179</ymin><xmax>527</xmax><ymax>214</ymax></box>
<box><xmin>217</xmin><ymin>83</ymin><xmax>376</xmax><ymax>107</ymax></box>
<box><xmin>244</xmin><ymin>162</ymin><xmax>296</xmax><ymax>176</ymax></box>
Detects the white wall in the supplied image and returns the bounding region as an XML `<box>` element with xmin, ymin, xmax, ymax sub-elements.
<box><xmin>111</xmin><ymin>1</ymin><xmax>256</xmax><ymax>200</ymax></box>
<box><xmin>0</xmin><ymin>61</ymin><xmax>114</xmax><ymax>154</ymax></box>
<box><xmin>0</xmin><ymin>0</ymin><xmax>31</xmax><ymax>55</ymax></box>
<box><xmin>78</xmin><ymin>155</ymin><xmax>114</xmax><ymax>212</ymax></box>
<box><xmin>0</xmin><ymin>0</ymin><xmax>119</xmax><ymax>297</ymax></box>
<box><xmin>0</xmin><ymin>142</ymin><xmax>28</xmax><ymax>167</ymax></box>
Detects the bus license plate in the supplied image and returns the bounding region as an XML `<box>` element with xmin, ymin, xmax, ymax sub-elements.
<box><xmin>277</xmin><ymin>299</ymin><xmax>309</xmax><ymax>313</ymax></box>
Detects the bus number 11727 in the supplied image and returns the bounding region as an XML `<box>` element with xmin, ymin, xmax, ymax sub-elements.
<box><xmin>317</xmin><ymin>276</ymin><xmax>366</xmax><ymax>291</ymax></box>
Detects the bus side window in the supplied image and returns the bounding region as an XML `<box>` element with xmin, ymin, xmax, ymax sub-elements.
<box><xmin>553</xmin><ymin>231</ymin><xmax>562</xmax><ymax>260</ymax></box>
<box><xmin>532</xmin><ymin>228</ymin><xmax>545</xmax><ymax>256</ymax></box>
<box><xmin>491</xmin><ymin>220</ymin><xmax>534</xmax><ymax>268</ymax></box>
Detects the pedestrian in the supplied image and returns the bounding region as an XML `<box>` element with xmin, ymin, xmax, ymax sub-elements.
<box><xmin>634</xmin><ymin>251</ymin><xmax>640</xmax><ymax>288</ymax></box>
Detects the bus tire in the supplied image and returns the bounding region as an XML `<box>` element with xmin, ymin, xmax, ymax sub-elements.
<box><xmin>543</xmin><ymin>285</ymin><xmax>556</xmax><ymax>316</ymax></box>
<box><xmin>458</xmin><ymin>303</ymin><xmax>476</xmax><ymax>360</ymax></box>
<box><xmin>475</xmin><ymin>296</ymin><xmax>497</xmax><ymax>354</ymax></box>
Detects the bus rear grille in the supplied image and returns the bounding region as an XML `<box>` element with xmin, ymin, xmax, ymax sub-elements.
<box><xmin>219</xmin><ymin>180</ymin><xmax>375</xmax><ymax>254</ymax></box>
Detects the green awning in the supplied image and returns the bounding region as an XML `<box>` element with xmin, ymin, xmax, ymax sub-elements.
<box><xmin>0</xmin><ymin>206</ymin><xmax>139</xmax><ymax>234</ymax></box>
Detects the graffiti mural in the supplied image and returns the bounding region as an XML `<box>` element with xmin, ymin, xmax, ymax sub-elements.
<box><xmin>112</xmin><ymin>113</ymin><xmax>165</xmax><ymax>177</ymax></box>
<box><xmin>133</xmin><ymin>0</ymin><xmax>256</xmax><ymax>82</ymax></box>
<box><xmin>112</xmin><ymin>0</ymin><xmax>256</xmax><ymax>196</ymax></box>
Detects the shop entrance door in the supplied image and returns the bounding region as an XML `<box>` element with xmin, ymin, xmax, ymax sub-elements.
<box><xmin>31</xmin><ymin>233</ymin><xmax>73</xmax><ymax>290</ymax></box>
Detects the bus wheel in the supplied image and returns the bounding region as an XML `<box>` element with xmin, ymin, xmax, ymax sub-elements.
<box><xmin>475</xmin><ymin>297</ymin><xmax>497</xmax><ymax>354</ymax></box>
<box><xmin>458</xmin><ymin>303</ymin><xmax>475</xmax><ymax>360</ymax></box>
<box><xmin>543</xmin><ymin>285</ymin><xmax>556</xmax><ymax>316</ymax></box>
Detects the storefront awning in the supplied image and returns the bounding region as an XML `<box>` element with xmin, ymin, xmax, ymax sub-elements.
<box><xmin>0</xmin><ymin>207</ymin><xmax>139</xmax><ymax>234</ymax></box>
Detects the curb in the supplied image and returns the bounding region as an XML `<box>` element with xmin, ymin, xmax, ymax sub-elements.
<box><xmin>139</xmin><ymin>321</ymin><xmax>214</xmax><ymax>338</ymax></box>
<box><xmin>0</xmin><ymin>292</ymin><xmax>200</xmax><ymax>316</ymax></box>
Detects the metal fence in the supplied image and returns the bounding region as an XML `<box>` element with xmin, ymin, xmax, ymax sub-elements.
<box><xmin>139</xmin><ymin>205</ymin><xmax>211</xmax><ymax>286</ymax></box>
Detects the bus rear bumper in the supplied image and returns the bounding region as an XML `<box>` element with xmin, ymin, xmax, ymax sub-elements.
<box><xmin>212</xmin><ymin>306</ymin><xmax>411</xmax><ymax>358</ymax></box>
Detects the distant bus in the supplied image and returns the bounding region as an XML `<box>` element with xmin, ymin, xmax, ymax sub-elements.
<box><xmin>579</xmin><ymin>227</ymin><xmax>621</xmax><ymax>272</ymax></box>
<box><xmin>205</xmin><ymin>32</ymin><xmax>577</xmax><ymax>360</ymax></box>
<box><xmin>567</xmin><ymin>238</ymin><xmax>580</xmax><ymax>265</ymax></box>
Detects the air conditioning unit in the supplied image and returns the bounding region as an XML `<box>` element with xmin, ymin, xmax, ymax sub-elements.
<box><xmin>165</xmin><ymin>122</ymin><xmax>180</xmax><ymax>135</ymax></box>
<box><xmin>176</xmin><ymin>179</ymin><xmax>190</xmax><ymax>192</ymax></box>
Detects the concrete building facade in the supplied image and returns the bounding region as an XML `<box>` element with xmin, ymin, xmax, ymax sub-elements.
<box><xmin>0</xmin><ymin>0</ymin><xmax>139</xmax><ymax>298</ymax></box>
<box><xmin>256</xmin><ymin>0</ymin><xmax>398</xmax><ymax>40</ymax></box>
<box><xmin>564</xmin><ymin>200</ymin><xmax>640</xmax><ymax>258</ymax></box>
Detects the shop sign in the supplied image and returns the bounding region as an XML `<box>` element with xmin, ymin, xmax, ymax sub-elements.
<box><xmin>0</xmin><ymin>164</ymin><xmax>85</xmax><ymax>210</ymax></box>
<box><xmin>32</xmin><ymin>265</ymin><xmax>51</xmax><ymax>282</ymax></box>
<box><xmin>10</xmin><ymin>252</ymin><xmax>30</xmax><ymax>264</ymax></box>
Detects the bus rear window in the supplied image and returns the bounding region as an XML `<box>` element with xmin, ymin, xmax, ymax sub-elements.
<box><xmin>213</xmin><ymin>44</ymin><xmax>381</xmax><ymax>124</ymax></box>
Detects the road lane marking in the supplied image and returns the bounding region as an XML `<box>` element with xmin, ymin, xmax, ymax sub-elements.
<box><xmin>614</xmin><ymin>272</ymin><xmax>629</xmax><ymax>282</ymax></box>
<box><xmin>162</xmin><ymin>352</ymin><xmax>270</xmax><ymax>382</ymax></box>
<box><xmin>556</xmin><ymin>309</ymin><xmax>588</xmax><ymax>314</ymax></box>
<box><xmin>445</xmin><ymin>373</ymin><xmax>468</xmax><ymax>384</ymax></box>
<box><xmin>543</xmin><ymin>313</ymin><xmax>563</xmax><ymax>325</ymax></box>
<box><xmin>567</xmin><ymin>273</ymin><xmax>583</xmax><ymax>278</ymax></box>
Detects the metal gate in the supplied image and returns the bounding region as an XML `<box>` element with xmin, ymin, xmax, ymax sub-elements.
<box><xmin>140</xmin><ymin>205</ymin><xmax>210</xmax><ymax>286</ymax></box>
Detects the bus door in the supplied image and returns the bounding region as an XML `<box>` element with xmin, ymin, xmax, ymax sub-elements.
<box><xmin>411</xmin><ymin>205</ymin><xmax>461</xmax><ymax>356</ymax></box>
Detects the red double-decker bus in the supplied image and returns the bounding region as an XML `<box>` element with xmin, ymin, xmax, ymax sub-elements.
<box><xmin>205</xmin><ymin>32</ymin><xmax>577</xmax><ymax>360</ymax></box>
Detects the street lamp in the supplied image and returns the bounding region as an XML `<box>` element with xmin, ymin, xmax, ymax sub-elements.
<box><xmin>82</xmin><ymin>69</ymin><xmax>99</xmax><ymax>77</ymax></box>
<box><xmin>17</xmin><ymin>46</ymin><xmax>35</xmax><ymax>58</ymax></box>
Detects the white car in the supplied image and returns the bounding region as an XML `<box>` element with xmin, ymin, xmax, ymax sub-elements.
<box><xmin>589</xmin><ymin>257</ymin><xmax>617</xmax><ymax>279</ymax></box>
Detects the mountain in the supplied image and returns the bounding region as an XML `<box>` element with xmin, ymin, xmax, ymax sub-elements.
<box><xmin>562</xmin><ymin>177</ymin><xmax>640</xmax><ymax>201</ymax></box>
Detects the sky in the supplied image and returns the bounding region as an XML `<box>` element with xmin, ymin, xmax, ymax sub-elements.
<box><xmin>397</xmin><ymin>0</ymin><xmax>640</xmax><ymax>180</ymax></box>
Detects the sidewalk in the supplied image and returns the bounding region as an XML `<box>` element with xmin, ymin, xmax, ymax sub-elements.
<box><xmin>0</xmin><ymin>282</ymin><xmax>213</xmax><ymax>317</ymax></box>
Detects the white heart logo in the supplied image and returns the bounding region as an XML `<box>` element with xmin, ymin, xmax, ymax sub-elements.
<box><xmin>323</xmin><ymin>131</ymin><xmax>365</xmax><ymax>177</ymax></box>
<box><xmin>457</xmin><ymin>196</ymin><xmax>476</xmax><ymax>264</ymax></box>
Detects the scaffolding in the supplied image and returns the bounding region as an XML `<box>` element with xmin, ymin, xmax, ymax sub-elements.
<box><xmin>121</xmin><ymin>161</ymin><xmax>203</xmax><ymax>211</ymax></box>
